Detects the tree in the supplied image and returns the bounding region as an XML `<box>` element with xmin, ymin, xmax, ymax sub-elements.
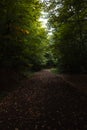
<box><xmin>44</xmin><ymin>0</ymin><xmax>87</xmax><ymax>73</ymax></box>
<box><xmin>0</xmin><ymin>0</ymin><xmax>48</xmax><ymax>71</ymax></box>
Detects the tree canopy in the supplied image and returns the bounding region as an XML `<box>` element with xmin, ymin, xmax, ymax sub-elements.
<box><xmin>0</xmin><ymin>0</ymin><xmax>48</xmax><ymax>71</ymax></box>
<box><xmin>0</xmin><ymin>0</ymin><xmax>87</xmax><ymax>73</ymax></box>
<box><xmin>44</xmin><ymin>0</ymin><xmax>87</xmax><ymax>73</ymax></box>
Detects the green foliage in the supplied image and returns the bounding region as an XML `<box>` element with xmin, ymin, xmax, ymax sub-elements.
<box><xmin>0</xmin><ymin>0</ymin><xmax>48</xmax><ymax>72</ymax></box>
<box><xmin>45</xmin><ymin>0</ymin><xmax>87</xmax><ymax>73</ymax></box>
<box><xmin>45</xmin><ymin>43</ymin><xmax>57</xmax><ymax>68</ymax></box>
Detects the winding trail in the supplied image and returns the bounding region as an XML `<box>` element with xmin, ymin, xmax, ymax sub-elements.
<box><xmin>0</xmin><ymin>70</ymin><xmax>87</xmax><ymax>130</ymax></box>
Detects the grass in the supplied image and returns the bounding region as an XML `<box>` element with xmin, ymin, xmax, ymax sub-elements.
<box><xmin>50</xmin><ymin>68</ymin><xmax>59</xmax><ymax>74</ymax></box>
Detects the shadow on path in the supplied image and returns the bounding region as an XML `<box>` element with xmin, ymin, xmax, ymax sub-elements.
<box><xmin>0</xmin><ymin>70</ymin><xmax>87</xmax><ymax>130</ymax></box>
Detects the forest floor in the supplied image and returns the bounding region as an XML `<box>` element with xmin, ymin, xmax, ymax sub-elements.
<box><xmin>0</xmin><ymin>69</ymin><xmax>87</xmax><ymax>130</ymax></box>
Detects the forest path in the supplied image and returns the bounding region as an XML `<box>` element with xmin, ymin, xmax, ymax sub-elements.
<box><xmin>0</xmin><ymin>70</ymin><xmax>87</xmax><ymax>130</ymax></box>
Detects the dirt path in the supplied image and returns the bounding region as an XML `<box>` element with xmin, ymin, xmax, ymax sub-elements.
<box><xmin>58</xmin><ymin>74</ymin><xmax>87</xmax><ymax>94</ymax></box>
<box><xmin>0</xmin><ymin>70</ymin><xmax>87</xmax><ymax>130</ymax></box>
